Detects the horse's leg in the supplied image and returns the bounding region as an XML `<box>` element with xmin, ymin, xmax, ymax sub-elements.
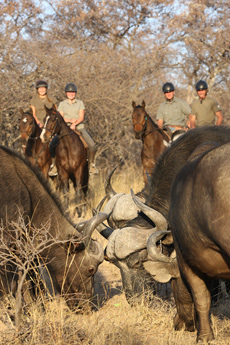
<box><xmin>57</xmin><ymin>169</ymin><xmax>70</xmax><ymax>205</ymax></box>
<box><xmin>73</xmin><ymin>163</ymin><xmax>87</xmax><ymax>217</ymax></box>
<box><xmin>42</xmin><ymin>163</ymin><xmax>50</xmax><ymax>179</ymax></box>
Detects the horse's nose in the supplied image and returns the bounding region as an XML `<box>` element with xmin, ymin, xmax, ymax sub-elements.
<box><xmin>134</xmin><ymin>124</ymin><xmax>143</xmax><ymax>132</ymax></box>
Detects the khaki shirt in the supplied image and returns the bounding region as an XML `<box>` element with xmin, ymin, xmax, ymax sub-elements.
<box><xmin>156</xmin><ymin>97</ymin><xmax>191</xmax><ymax>127</ymax></box>
<box><xmin>58</xmin><ymin>99</ymin><xmax>85</xmax><ymax>130</ymax></box>
<box><xmin>191</xmin><ymin>96</ymin><xmax>221</xmax><ymax>127</ymax></box>
<box><xmin>30</xmin><ymin>93</ymin><xmax>57</xmax><ymax>124</ymax></box>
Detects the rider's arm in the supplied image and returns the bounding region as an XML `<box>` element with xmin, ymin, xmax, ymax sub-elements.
<box><xmin>73</xmin><ymin>109</ymin><xmax>84</xmax><ymax>126</ymax></box>
<box><xmin>189</xmin><ymin>114</ymin><xmax>196</xmax><ymax>129</ymax></box>
<box><xmin>69</xmin><ymin>110</ymin><xmax>84</xmax><ymax>130</ymax></box>
<box><xmin>59</xmin><ymin>109</ymin><xmax>84</xmax><ymax>129</ymax></box>
<box><xmin>30</xmin><ymin>105</ymin><xmax>43</xmax><ymax>128</ymax></box>
<box><xmin>157</xmin><ymin>119</ymin><xmax>164</xmax><ymax>129</ymax></box>
<box><xmin>215</xmin><ymin>111</ymin><xmax>223</xmax><ymax>126</ymax></box>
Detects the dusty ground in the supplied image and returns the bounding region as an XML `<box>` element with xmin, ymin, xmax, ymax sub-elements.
<box><xmin>94</xmin><ymin>260</ymin><xmax>123</xmax><ymax>307</ymax></box>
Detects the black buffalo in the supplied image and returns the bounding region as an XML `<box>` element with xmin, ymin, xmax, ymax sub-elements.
<box><xmin>102</xmin><ymin>126</ymin><xmax>230</xmax><ymax>304</ymax></box>
<box><xmin>0</xmin><ymin>145</ymin><xmax>106</xmax><ymax>307</ymax></box>
<box><xmin>168</xmin><ymin>141</ymin><xmax>230</xmax><ymax>342</ymax></box>
<box><xmin>145</xmin><ymin>125</ymin><xmax>230</xmax><ymax>218</ymax></box>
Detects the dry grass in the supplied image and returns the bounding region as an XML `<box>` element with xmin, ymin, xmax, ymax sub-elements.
<box><xmin>1</xmin><ymin>288</ymin><xmax>230</xmax><ymax>344</ymax></box>
<box><xmin>1</xmin><ymin>164</ymin><xmax>230</xmax><ymax>344</ymax></box>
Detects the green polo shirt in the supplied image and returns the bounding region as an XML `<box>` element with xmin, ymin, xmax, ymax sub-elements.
<box><xmin>58</xmin><ymin>99</ymin><xmax>85</xmax><ymax>129</ymax></box>
<box><xmin>30</xmin><ymin>93</ymin><xmax>57</xmax><ymax>124</ymax></box>
<box><xmin>156</xmin><ymin>97</ymin><xmax>191</xmax><ymax>127</ymax></box>
<box><xmin>191</xmin><ymin>96</ymin><xmax>221</xmax><ymax>127</ymax></box>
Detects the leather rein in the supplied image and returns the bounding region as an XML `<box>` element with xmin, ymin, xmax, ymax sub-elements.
<box><xmin>43</xmin><ymin>115</ymin><xmax>75</xmax><ymax>140</ymax></box>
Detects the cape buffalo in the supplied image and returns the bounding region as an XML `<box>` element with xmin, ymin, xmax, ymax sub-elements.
<box><xmin>0</xmin><ymin>145</ymin><xmax>106</xmax><ymax>308</ymax></box>
<box><xmin>96</xmin><ymin>166</ymin><xmax>145</xmax><ymax>229</ymax></box>
<box><xmin>101</xmin><ymin>126</ymin><xmax>230</xmax><ymax>305</ymax></box>
<box><xmin>168</xmin><ymin>141</ymin><xmax>230</xmax><ymax>342</ymax></box>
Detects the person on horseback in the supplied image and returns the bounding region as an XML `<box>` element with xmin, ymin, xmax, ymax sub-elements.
<box><xmin>189</xmin><ymin>80</ymin><xmax>223</xmax><ymax>128</ymax></box>
<box><xmin>30</xmin><ymin>79</ymin><xmax>58</xmax><ymax>176</ymax></box>
<box><xmin>56</xmin><ymin>83</ymin><xmax>98</xmax><ymax>176</ymax></box>
<box><xmin>30</xmin><ymin>80</ymin><xmax>57</xmax><ymax>128</ymax></box>
<box><xmin>156</xmin><ymin>82</ymin><xmax>191</xmax><ymax>133</ymax></box>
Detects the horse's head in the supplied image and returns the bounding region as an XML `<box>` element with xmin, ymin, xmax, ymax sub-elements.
<box><xmin>132</xmin><ymin>100</ymin><xmax>148</xmax><ymax>139</ymax></box>
<box><xmin>19</xmin><ymin>108</ymin><xmax>36</xmax><ymax>147</ymax></box>
<box><xmin>40</xmin><ymin>105</ymin><xmax>60</xmax><ymax>143</ymax></box>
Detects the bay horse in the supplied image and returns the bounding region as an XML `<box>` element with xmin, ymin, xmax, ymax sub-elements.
<box><xmin>19</xmin><ymin>109</ymin><xmax>51</xmax><ymax>178</ymax></box>
<box><xmin>40</xmin><ymin>106</ymin><xmax>88</xmax><ymax>213</ymax></box>
<box><xmin>132</xmin><ymin>100</ymin><xmax>170</xmax><ymax>185</ymax></box>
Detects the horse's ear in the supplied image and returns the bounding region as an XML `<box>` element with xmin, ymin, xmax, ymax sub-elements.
<box><xmin>20</xmin><ymin>108</ymin><xmax>24</xmax><ymax>115</ymax></box>
<box><xmin>30</xmin><ymin>107</ymin><xmax>33</xmax><ymax>115</ymax></box>
<box><xmin>142</xmin><ymin>100</ymin><xmax>146</xmax><ymax>109</ymax></box>
<box><xmin>52</xmin><ymin>104</ymin><xmax>56</xmax><ymax>111</ymax></box>
<box><xmin>132</xmin><ymin>101</ymin><xmax>136</xmax><ymax>109</ymax></box>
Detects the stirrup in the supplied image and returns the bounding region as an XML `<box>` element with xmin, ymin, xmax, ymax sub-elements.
<box><xmin>89</xmin><ymin>163</ymin><xmax>99</xmax><ymax>175</ymax></box>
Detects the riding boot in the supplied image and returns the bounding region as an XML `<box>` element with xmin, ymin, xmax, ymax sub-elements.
<box><xmin>89</xmin><ymin>150</ymin><xmax>99</xmax><ymax>175</ymax></box>
<box><xmin>48</xmin><ymin>157</ymin><xmax>58</xmax><ymax>177</ymax></box>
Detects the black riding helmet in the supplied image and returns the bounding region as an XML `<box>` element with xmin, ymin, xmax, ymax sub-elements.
<box><xmin>65</xmin><ymin>83</ymin><xmax>77</xmax><ymax>92</ymax></box>
<box><xmin>162</xmin><ymin>82</ymin><xmax>175</xmax><ymax>93</ymax></box>
<box><xmin>195</xmin><ymin>80</ymin><xmax>208</xmax><ymax>91</ymax></box>
<box><xmin>36</xmin><ymin>79</ymin><xmax>48</xmax><ymax>89</ymax></box>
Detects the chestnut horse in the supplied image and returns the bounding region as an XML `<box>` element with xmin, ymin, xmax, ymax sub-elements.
<box><xmin>132</xmin><ymin>101</ymin><xmax>170</xmax><ymax>185</ymax></box>
<box><xmin>19</xmin><ymin>109</ymin><xmax>51</xmax><ymax>178</ymax></box>
<box><xmin>40</xmin><ymin>106</ymin><xmax>88</xmax><ymax>211</ymax></box>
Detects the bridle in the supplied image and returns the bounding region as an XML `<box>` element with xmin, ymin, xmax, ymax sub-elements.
<box><xmin>133</xmin><ymin>111</ymin><xmax>157</xmax><ymax>139</ymax></box>
<box><xmin>43</xmin><ymin>114</ymin><xmax>59</xmax><ymax>138</ymax></box>
<box><xmin>20</xmin><ymin>115</ymin><xmax>36</xmax><ymax>140</ymax></box>
<box><xmin>133</xmin><ymin>115</ymin><xmax>148</xmax><ymax>134</ymax></box>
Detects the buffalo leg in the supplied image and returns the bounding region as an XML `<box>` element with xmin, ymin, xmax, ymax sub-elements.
<box><xmin>171</xmin><ymin>276</ymin><xmax>196</xmax><ymax>332</ymax></box>
<box><xmin>179</xmin><ymin>257</ymin><xmax>214</xmax><ymax>342</ymax></box>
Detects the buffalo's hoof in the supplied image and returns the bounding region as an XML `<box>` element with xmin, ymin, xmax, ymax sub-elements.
<box><xmin>197</xmin><ymin>331</ymin><xmax>214</xmax><ymax>343</ymax></box>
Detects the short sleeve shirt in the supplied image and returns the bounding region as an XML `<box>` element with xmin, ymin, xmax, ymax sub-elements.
<box><xmin>30</xmin><ymin>93</ymin><xmax>57</xmax><ymax>124</ymax></box>
<box><xmin>58</xmin><ymin>99</ymin><xmax>85</xmax><ymax>129</ymax></box>
<box><xmin>191</xmin><ymin>96</ymin><xmax>221</xmax><ymax>127</ymax></box>
<box><xmin>156</xmin><ymin>97</ymin><xmax>191</xmax><ymax>127</ymax></box>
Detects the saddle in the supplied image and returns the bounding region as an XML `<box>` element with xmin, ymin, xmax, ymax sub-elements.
<box><xmin>75</xmin><ymin>130</ymin><xmax>88</xmax><ymax>149</ymax></box>
<box><xmin>66</xmin><ymin>122</ymin><xmax>88</xmax><ymax>149</ymax></box>
<box><xmin>163</xmin><ymin>126</ymin><xmax>187</xmax><ymax>142</ymax></box>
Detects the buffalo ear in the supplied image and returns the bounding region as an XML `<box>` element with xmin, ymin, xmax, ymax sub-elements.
<box><xmin>65</xmin><ymin>239</ymin><xmax>85</xmax><ymax>254</ymax></box>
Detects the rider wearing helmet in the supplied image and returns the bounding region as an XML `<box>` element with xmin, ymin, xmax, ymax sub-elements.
<box><xmin>189</xmin><ymin>80</ymin><xmax>223</xmax><ymax>128</ymax></box>
<box><xmin>57</xmin><ymin>83</ymin><xmax>98</xmax><ymax>175</ymax></box>
<box><xmin>156</xmin><ymin>82</ymin><xmax>191</xmax><ymax>131</ymax></box>
<box><xmin>30</xmin><ymin>79</ymin><xmax>57</xmax><ymax>128</ymax></box>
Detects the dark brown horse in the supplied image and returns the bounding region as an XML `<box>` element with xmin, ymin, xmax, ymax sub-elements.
<box><xmin>132</xmin><ymin>100</ymin><xmax>170</xmax><ymax>185</ymax></box>
<box><xmin>40</xmin><ymin>106</ymin><xmax>88</xmax><ymax>210</ymax></box>
<box><xmin>19</xmin><ymin>109</ymin><xmax>51</xmax><ymax>178</ymax></box>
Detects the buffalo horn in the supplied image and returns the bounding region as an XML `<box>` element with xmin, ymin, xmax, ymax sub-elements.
<box><xmin>130</xmin><ymin>189</ymin><xmax>167</xmax><ymax>231</ymax></box>
<box><xmin>105</xmin><ymin>166</ymin><xmax>118</xmax><ymax>199</ymax></box>
<box><xmin>80</xmin><ymin>213</ymin><xmax>109</xmax><ymax>246</ymax></box>
<box><xmin>94</xmin><ymin>196</ymin><xmax>107</xmax><ymax>213</ymax></box>
<box><xmin>147</xmin><ymin>230</ymin><xmax>173</xmax><ymax>263</ymax></box>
